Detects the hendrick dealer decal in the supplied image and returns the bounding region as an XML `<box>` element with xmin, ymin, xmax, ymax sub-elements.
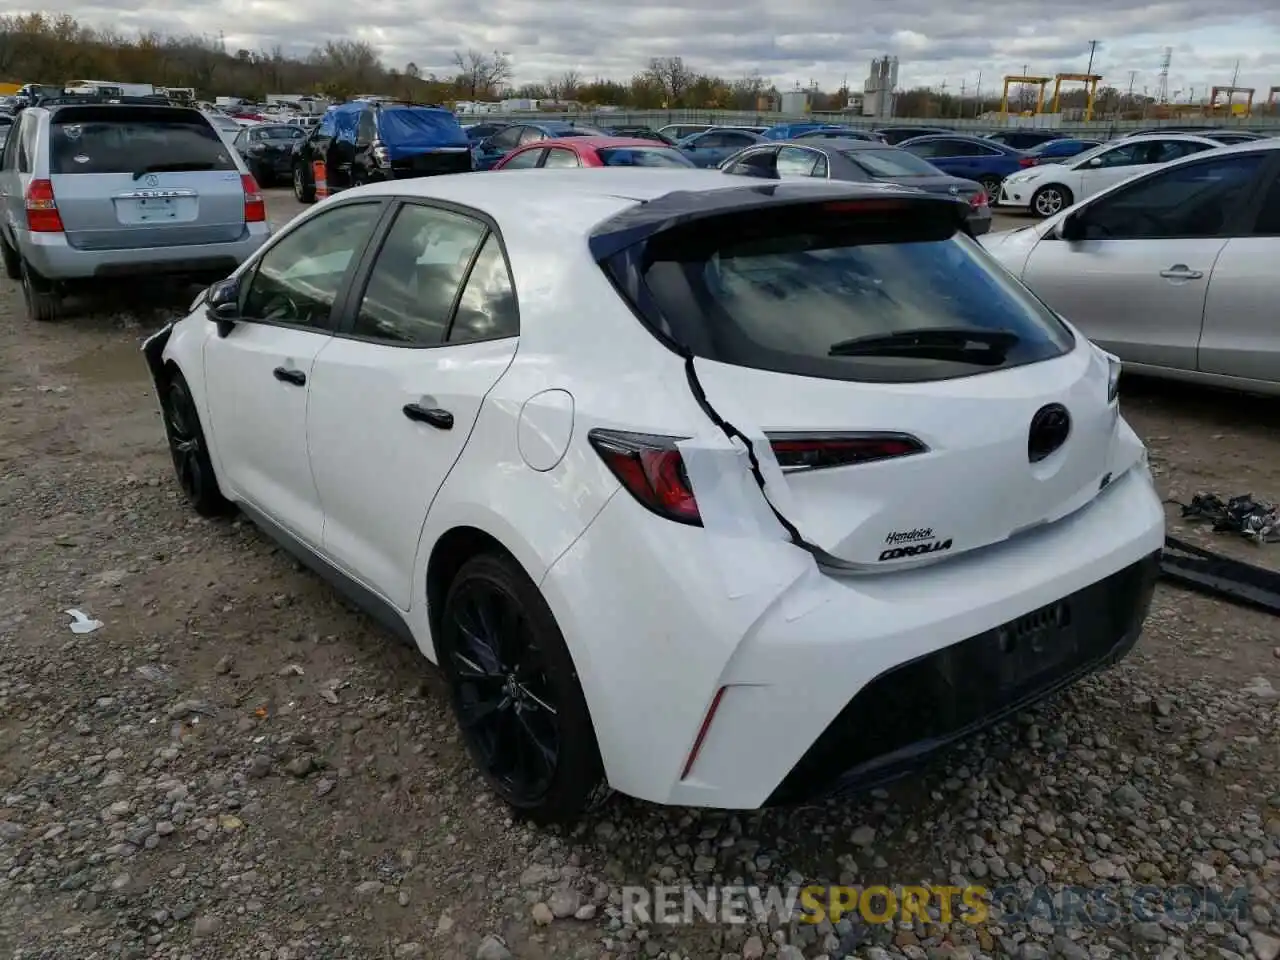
<box><xmin>879</xmin><ymin>527</ymin><xmax>954</xmax><ymax>561</ymax></box>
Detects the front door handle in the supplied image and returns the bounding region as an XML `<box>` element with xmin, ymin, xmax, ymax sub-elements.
<box><xmin>273</xmin><ymin>366</ymin><xmax>306</xmax><ymax>386</ymax></box>
<box><xmin>1159</xmin><ymin>264</ymin><xmax>1203</xmax><ymax>280</ymax></box>
<box><xmin>403</xmin><ymin>403</ymin><xmax>453</xmax><ymax>430</ymax></box>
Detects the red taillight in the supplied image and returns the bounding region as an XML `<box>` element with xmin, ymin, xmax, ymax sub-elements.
<box><xmin>1018</xmin><ymin>157</ymin><xmax>1035</xmax><ymax>168</ymax></box>
<box><xmin>588</xmin><ymin>429</ymin><xmax>701</xmax><ymax>524</ymax></box>
<box><xmin>241</xmin><ymin>174</ymin><xmax>266</xmax><ymax>223</ymax></box>
<box><xmin>970</xmin><ymin>191</ymin><xmax>988</xmax><ymax>208</ymax></box>
<box><xmin>767</xmin><ymin>433</ymin><xmax>924</xmax><ymax>471</ymax></box>
<box><xmin>25</xmin><ymin>179</ymin><xmax>63</xmax><ymax>233</ymax></box>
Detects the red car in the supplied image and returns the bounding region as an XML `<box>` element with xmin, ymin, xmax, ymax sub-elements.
<box><xmin>492</xmin><ymin>136</ymin><xmax>696</xmax><ymax>170</ymax></box>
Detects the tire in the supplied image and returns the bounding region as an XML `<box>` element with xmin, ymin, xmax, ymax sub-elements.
<box><xmin>979</xmin><ymin>175</ymin><xmax>1005</xmax><ymax>203</ymax></box>
<box><xmin>1031</xmin><ymin>184</ymin><xmax>1073</xmax><ymax>218</ymax></box>
<box><xmin>161</xmin><ymin>370</ymin><xmax>232</xmax><ymax>517</ymax></box>
<box><xmin>293</xmin><ymin>164</ymin><xmax>315</xmax><ymax>203</ymax></box>
<box><xmin>438</xmin><ymin>552</ymin><xmax>602</xmax><ymax>824</ymax></box>
<box><xmin>0</xmin><ymin>233</ymin><xmax>20</xmax><ymax>280</ymax></box>
<box><xmin>19</xmin><ymin>261</ymin><xmax>60</xmax><ymax>323</ymax></box>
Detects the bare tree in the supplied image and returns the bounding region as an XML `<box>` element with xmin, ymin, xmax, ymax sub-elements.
<box><xmin>645</xmin><ymin>56</ymin><xmax>695</xmax><ymax>105</ymax></box>
<box><xmin>453</xmin><ymin>48</ymin><xmax>512</xmax><ymax>99</ymax></box>
<box><xmin>729</xmin><ymin>70</ymin><xmax>768</xmax><ymax>109</ymax></box>
<box><xmin>557</xmin><ymin>69</ymin><xmax>581</xmax><ymax>101</ymax></box>
<box><xmin>404</xmin><ymin>61</ymin><xmax>420</xmax><ymax>79</ymax></box>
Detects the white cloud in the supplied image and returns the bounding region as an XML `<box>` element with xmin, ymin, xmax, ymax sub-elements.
<box><xmin>10</xmin><ymin>0</ymin><xmax>1280</xmax><ymax>98</ymax></box>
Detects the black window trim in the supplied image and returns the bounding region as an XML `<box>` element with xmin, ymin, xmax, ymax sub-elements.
<box><xmin>331</xmin><ymin>196</ymin><xmax>521</xmax><ymax>349</ymax></box>
<box><xmin>234</xmin><ymin>198</ymin><xmax>391</xmax><ymax>335</ymax></box>
<box><xmin>1057</xmin><ymin>149</ymin><xmax>1278</xmax><ymax>242</ymax></box>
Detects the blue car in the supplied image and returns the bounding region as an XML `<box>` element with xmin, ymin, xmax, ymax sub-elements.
<box><xmin>678</xmin><ymin>128</ymin><xmax>765</xmax><ymax>167</ymax></box>
<box><xmin>1020</xmin><ymin>137</ymin><xmax>1102</xmax><ymax>166</ymax></box>
<box><xmin>897</xmin><ymin>134</ymin><xmax>1028</xmax><ymax>198</ymax></box>
<box><xmin>761</xmin><ymin>122</ymin><xmax>834</xmax><ymax>140</ymax></box>
<box><xmin>473</xmin><ymin>120</ymin><xmax>605</xmax><ymax>170</ymax></box>
<box><xmin>791</xmin><ymin>125</ymin><xmax>881</xmax><ymax>142</ymax></box>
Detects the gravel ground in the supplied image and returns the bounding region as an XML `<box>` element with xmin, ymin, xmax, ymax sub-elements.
<box><xmin>2</xmin><ymin>189</ymin><xmax>1280</xmax><ymax>960</ymax></box>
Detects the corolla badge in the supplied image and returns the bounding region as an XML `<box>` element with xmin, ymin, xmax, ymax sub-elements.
<box><xmin>144</xmin><ymin>174</ymin><xmax>159</xmax><ymax>187</ymax></box>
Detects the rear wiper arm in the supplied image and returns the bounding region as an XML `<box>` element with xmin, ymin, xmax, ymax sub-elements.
<box><xmin>131</xmin><ymin>161</ymin><xmax>217</xmax><ymax>180</ymax></box>
<box><xmin>829</xmin><ymin>326</ymin><xmax>1020</xmax><ymax>363</ymax></box>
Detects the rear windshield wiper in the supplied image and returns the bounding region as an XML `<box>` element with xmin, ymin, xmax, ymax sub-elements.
<box><xmin>828</xmin><ymin>326</ymin><xmax>1020</xmax><ymax>364</ymax></box>
<box><xmin>132</xmin><ymin>161</ymin><xmax>217</xmax><ymax>180</ymax></box>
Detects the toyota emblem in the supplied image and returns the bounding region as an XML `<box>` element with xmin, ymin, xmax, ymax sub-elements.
<box><xmin>948</xmin><ymin>185</ymin><xmax>959</xmax><ymax>195</ymax></box>
<box><xmin>144</xmin><ymin>174</ymin><xmax>159</xmax><ymax>187</ymax></box>
<box><xmin>1028</xmin><ymin>404</ymin><xmax>1071</xmax><ymax>463</ymax></box>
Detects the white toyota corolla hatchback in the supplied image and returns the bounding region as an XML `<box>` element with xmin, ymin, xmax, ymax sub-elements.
<box><xmin>143</xmin><ymin>169</ymin><xmax>1165</xmax><ymax>822</ymax></box>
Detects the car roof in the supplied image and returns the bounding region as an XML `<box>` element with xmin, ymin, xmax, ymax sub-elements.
<box><xmin>1111</xmin><ymin>132</ymin><xmax>1225</xmax><ymax>144</ymax></box>
<box><xmin>537</xmin><ymin>136</ymin><xmax>678</xmax><ymax>150</ymax></box>
<box><xmin>337</xmin><ymin>168</ymin><xmax>928</xmax><ymax>238</ymax></box>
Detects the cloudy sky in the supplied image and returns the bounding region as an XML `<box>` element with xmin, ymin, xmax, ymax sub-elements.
<box><xmin>16</xmin><ymin>0</ymin><xmax>1280</xmax><ymax>99</ymax></box>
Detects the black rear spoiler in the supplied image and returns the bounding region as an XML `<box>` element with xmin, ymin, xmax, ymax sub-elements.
<box><xmin>586</xmin><ymin>183</ymin><xmax>971</xmax><ymax>262</ymax></box>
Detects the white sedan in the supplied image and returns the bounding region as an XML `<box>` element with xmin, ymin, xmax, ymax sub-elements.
<box><xmin>996</xmin><ymin>133</ymin><xmax>1222</xmax><ymax>217</ymax></box>
<box><xmin>142</xmin><ymin>169</ymin><xmax>1164</xmax><ymax>822</ymax></box>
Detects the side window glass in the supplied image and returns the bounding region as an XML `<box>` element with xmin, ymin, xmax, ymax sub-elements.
<box><xmin>904</xmin><ymin>141</ymin><xmax>937</xmax><ymax>158</ymax></box>
<box><xmin>812</xmin><ymin>153</ymin><xmax>829</xmax><ymax>178</ymax></box>
<box><xmin>449</xmin><ymin>234</ymin><xmax>518</xmax><ymax>344</ymax></box>
<box><xmin>357</xmin><ymin>111</ymin><xmax>376</xmax><ymax>144</ymax></box>
<box><xmin>1251</xmin><ymin>172</ymin><xmax>1280</xmax><ymax>236</ymax></box>
<box><xmin>728</xmin><ymin>150</ymin><xmax>776</xmax><ymax>177</ymax></box>
<box><xmin>542</xmin><ymin>148</ymin><xmax>579</xmax><ymax>168</ymax></box>
<box><xmin>776</xmin><ymin>147</ymin><xmax>817</xmax><ymax>178</ymax></box>
<box><xmin>1094</xmin><ymin>144</ymin><xmax>1139</xmax><ymax>168</ymax></box>
<box><xmin>353</xmin><ymin>204</ymin><xmax>486</xmax><ymax>346</ymax></box>
<box><xmin>518</xmin><ymin>128</ymin><xmax>544</xmax><ymax>146</ymax></box>
<box><xmin>502</xmin><ymin>149</ymin><xmax>543</xmax><ymax>169</ymax></box>
<box><xmin>1079</xmin><ymin>154</ymin><xmax>1266</xmax><ymax>241</ymax></box>
<box><xmin>491</xmin><ymin>127</ymin><xmax>522</xmax><ymax>149</ymax></box>
<box><xmin>17</xmin><ymin>118</ymin><xmax>31</xmax><ymax>173</ymax></box>
<box><xmin>241</xmin><ymin>202</ymin><xmax>382</xmax><ymax>329</ymax></box>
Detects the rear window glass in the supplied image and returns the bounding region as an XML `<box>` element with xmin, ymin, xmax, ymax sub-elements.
<box><xmin>618</xmin><ymin>203</ymin><xmax>1074</xmax><ymax>384</ymax></box>
<box><xmin>598</xmin><ymin>147</ymin><xmax>694</xmax><ymax>168</ymax></box>
<box><xmin>843</xmin><ymin>148</ymin><xmax>940</xmax><ymax>177</ymax></box>
<box><xmin>51</xmin><ymin>114</ymin><xmax>236</xmax><ymax>175</ymax></box>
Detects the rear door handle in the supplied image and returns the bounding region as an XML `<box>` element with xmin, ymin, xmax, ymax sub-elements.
<box><xmin>403</xmin><ymin>403</ymin><xmax>453</xmax><ymax>430</ymax></box>
<box><xmin>1159</xmin><ymin>265</ymin><xmax>1203</xmax><ymax>280</ymax></box>
<box><xmin>273</xmin><ymin>366</ymin><xmax>306</xmax><ymax>386</ymax></box>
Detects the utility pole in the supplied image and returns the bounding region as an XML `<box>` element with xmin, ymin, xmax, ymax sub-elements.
<box><xmin>1127</xmin><ymin>70</ymin><xmax>1136</xmax><ymax>102</ymax></box>
<box><xmin>1087</xmin><ymin>40</ymin><xmax>1098</xmax><ymax>75</ymax></box>
<box><xmin>1231</xmin><ymin>60</ymin><xmax>1240</xmax><ymax>87</ymax></box>
<box><xmin>974</xmin><ymin>71</ymin><xmax>982</xmax><ymax>117</ymax></box>
<box><xmin>959</xmin><ymin>79</ymin><xmax>966</xmax><ymax>118</ymax></box>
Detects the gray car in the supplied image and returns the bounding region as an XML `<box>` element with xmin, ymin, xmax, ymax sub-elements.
<box><xmin>719</xmin><ymin>138</ymin><xmax>993</xmax><ymax>235</ymax></box>
<box><xmin>981</xmin><ymin>139</ymin><xmax>1280</xmax><ymax>395</ymax></box>
<box><xmin>0</xmin><ymin>98</ymin><xmax>272</xmax><ymax>322</ymax></box>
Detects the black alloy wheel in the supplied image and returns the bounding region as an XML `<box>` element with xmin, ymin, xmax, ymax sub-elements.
<box><xmin>439</xmin><ymin>553</ymin><xmax>601</xmax><ymax>823</ymax></box>
<box><xmin>163</xmin><ymin>372</ymin><xmax>230</xmax><ymax>517</ymax></box>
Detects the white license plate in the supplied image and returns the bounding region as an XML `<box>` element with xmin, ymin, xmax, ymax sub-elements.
<box><xmin>131</xmin><ymin>197</ymin><xmax>177</xmax><ymax>222</ymax></box>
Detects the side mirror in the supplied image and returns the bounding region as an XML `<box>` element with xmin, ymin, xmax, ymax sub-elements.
<box><xmin>205</xmin><ymin>279</ymin><xmax>240</xmax><ymax>337</ymax></box>
<box><xmin>1059</xmin><ymin>212</ymin><xmax>1086</xmax><ymax>242</ymax></box>
<box><xmin>1085</xmin><ymin>157</ymin><xmax>1102</xmax><ymax>168</ymax></box>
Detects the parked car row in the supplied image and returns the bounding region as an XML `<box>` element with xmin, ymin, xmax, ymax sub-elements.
<box><xmin>983</xmin><ymin>137</ymin><xmax>1280</xmax><ymax>394</ymax></box>
<box><xmin>10</xmin><ymin>90</ymin><xmax>1277</xmax><ymax>827</ymax></box>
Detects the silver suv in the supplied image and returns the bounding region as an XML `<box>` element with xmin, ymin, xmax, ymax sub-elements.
<box><xmin>0</xmin><ymin>97</ymin><xmax>272</xmax><ymax>321</ymax></box>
